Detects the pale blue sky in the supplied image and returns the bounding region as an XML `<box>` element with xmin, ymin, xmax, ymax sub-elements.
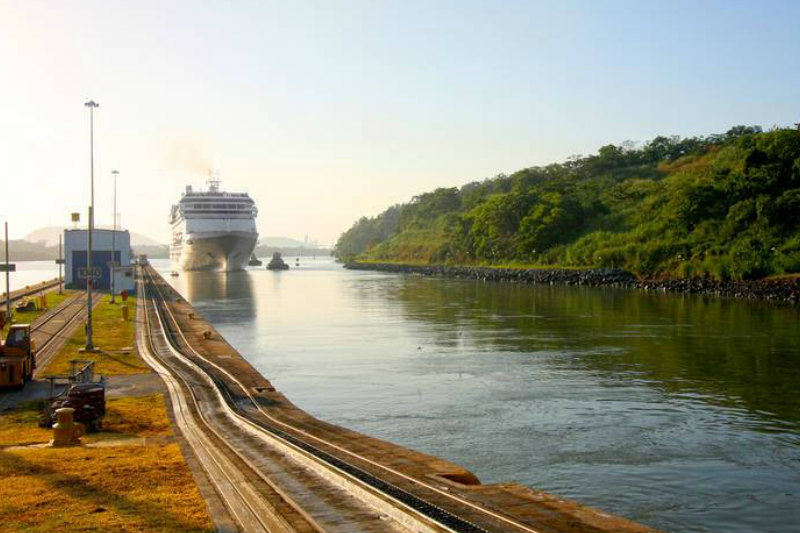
<box><xmin>1</xmin><ymin>0</ymin><xmax>798</xmax><ymax>244</ymax></box>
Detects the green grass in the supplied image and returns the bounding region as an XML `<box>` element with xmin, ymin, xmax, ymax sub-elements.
<box><xmin>0</xmin><ymin>395</ymin><xmax>212</xmax><ymax>533</ymax></box>
<box><xmin>0</xmin><ymin>293</ymin><xmax>213</xmax><ymax>533</ymax></box>
<box><xmin>477</xmin><ymin>261</ymin><xmax>591</xmax><ymax>270</ymax></box>
<box><xmin>353</xmin><ymin>258</ymin><xmax>593</xmax><ymax>270</ymax></box>
<box><xmin>42</xmin><ymin>294</ymin><xmax>149</xmax><ymax>376</ymax></box>
<box><xmin>0</xmin><ymin>444</ymin><xmax>213</xmax><ymax>533</ymax></box>
<box><xmin>2</xmin><ymin>291</ymin><xmax>74</xmax><ymax>336</ymax></box>
<box><xmin>0</xmin><ymin>395</ymin><xmax>171</xmax><ymax>448</ymax></box>
<box><xmin>354</xmin><ymin>257</ymin><xmax>434</xmax><ymax>266</ymax></box>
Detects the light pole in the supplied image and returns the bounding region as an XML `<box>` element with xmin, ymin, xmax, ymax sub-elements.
<box><xmin>84</xmin><ymin>99</ymin><xmax>99</xmax><ymax>351</ymax></box>
<box><xmin>58</xmin><ymin>233</ymin><xmax>63</xmax><ymax>295</ymax></box>
<box><xmin>110</xmin><ymin>169</ymin><xmax>119</xmax><ymax>303</ymax></box>
<box><xmin>4</xmin><ymin>222</ymin><xmax>10</xmax><ymax>325</ymax></box>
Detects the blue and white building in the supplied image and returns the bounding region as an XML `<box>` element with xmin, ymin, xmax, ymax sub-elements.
<box><xmin>64</xmin><ymin>229</ymin><xmax>135</xmax><ymax>293</ymax></box>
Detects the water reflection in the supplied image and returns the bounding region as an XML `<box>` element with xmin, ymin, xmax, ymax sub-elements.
<box><xmin>155</xmin><ymin>259</ymin><xmax>800</xmax><ymax>533</ymax></box>
<box><xmin>167</xmin><ymin>268</ymin><xmax>256</xmax><ymax>324</ymax></box>
<box><xmin>382</xmin><ymin>279</ymin><xmax>800</xmax><ymax>433</ymax></box>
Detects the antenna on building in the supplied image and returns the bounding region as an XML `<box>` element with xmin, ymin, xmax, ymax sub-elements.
<box><xmin>207</xmin><ymin>169</ymin><xmax>221</xmax><ymax>193</ymax></box>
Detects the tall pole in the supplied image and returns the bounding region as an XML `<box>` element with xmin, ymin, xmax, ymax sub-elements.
<box><xmin>111</xmin><ymin>169</ymin><xmax>119</xmax><ymax>303</ymax></box>
<box><xmin>86</xmin><ymin>205</ymin><xmax>94</xmax><ymax>350</ymax></box>
<box><xmin>58</xmin><ymin>233</ymin><xmax>63</xmax><ymax>295</ymax></box>
<box><xmin>4</xmin><ymin>222</ymin><xmax>10</xmax><ymax>325</ymax></box>
<box><xmin>84</xmin><ymin>100</ymin><xmax>99</xmax><ymax>351</ymax></box>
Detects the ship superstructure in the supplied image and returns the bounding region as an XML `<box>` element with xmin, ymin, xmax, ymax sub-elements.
<box><xmin>169</xmin><ymin>177</ymin><xmax>258</xmax><ymax>271</ymax></box>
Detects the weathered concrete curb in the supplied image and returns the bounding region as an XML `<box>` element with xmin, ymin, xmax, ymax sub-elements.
<box><xmin>345</xmin><ymin>262</ymin><xmax>800</xmax><ymax>304</ymax></box>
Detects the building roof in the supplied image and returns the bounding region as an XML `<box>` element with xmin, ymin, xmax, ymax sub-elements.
<box><xmin>65</xmin><ymin>228</ymin><xmax>130</xmax><ymax>234</ymax></box>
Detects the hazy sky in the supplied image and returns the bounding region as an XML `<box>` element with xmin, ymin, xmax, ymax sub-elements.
<box><xmin>1</xmin><ymin>0</ymin><xmax>798</xmax><ymax>245</ymax></box>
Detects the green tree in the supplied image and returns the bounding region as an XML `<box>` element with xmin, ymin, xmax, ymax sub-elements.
<box><xmin>516</xmin><ymin>193</ymin><xmax>584</xmax><ymax>256</ymax></box>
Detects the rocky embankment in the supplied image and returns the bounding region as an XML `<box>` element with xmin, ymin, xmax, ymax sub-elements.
<box><xmin>345</xmin><ymin>262</ymin><xmax>800</xmax><ymax>303</ymax></box>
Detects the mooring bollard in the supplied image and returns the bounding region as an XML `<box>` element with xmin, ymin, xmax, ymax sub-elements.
<box><xmin>51</xmin><ymin>407</ymin><xmax>85</xmax><ymax>447</ymax></box>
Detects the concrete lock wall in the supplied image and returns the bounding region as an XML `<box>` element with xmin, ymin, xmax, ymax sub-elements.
<box><xmin>64</xmin><ymin>229</ymin><xmax>135</xmax><ymax>293</ymax></box>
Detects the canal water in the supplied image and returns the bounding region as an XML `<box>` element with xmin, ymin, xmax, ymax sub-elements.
<box><xmin>2</xmin><ymin>260</ymin><xmax>59</xmax><ymax>293</ymax></box>
<box><xmin>154</xmin><ymin>258</ymin><xmax>800</xmax><ymax>533</ymax></box>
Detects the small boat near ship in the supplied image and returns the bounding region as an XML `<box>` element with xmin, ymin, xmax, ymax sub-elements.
<box><xmin>267</xmin><ymin>252</ymin><xmax>289</xmax><ymax>271</ymax></box>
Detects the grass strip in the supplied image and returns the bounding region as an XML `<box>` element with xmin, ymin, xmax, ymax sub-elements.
<box><xmin>41</xmin><ymin>294</ymin><xmax>149</xmax><ymax>376</ymax></box>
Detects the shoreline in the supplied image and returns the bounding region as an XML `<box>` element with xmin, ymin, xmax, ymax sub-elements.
<box><xmin>146</xmin><ymin>266</ymin><xmax>657</xmax><ymax>533</ymax></box>
<box><xmin>345</xmin><ymin>261</ymin><xmax>800</xmax><ymax>304</ymax></box>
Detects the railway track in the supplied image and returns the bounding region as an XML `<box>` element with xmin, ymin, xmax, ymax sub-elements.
<box><xmin>0</xmin><ymin>291</ymin><xmax>100</xmax><ymax>411</ymax></box>
<box><xmin>139</xmin><ymin>287</ymin><xmax>309</xmax><ymax>533</ymax></box>
<box><xmin>141</xmin><ymin>266</ymin><xmax>549</xmax><ymax>533</ymax></box>
<box><xmin>141</xmin><ymin>270</ymin><xmax>422</xmax><ymax>533</ymax></box>
<box><xmin>30</xmin><ymin>292</ymin><xmax>84</xmax><ymax>335</ymax></box>
<box><xmin>32</xmin><ymin>292</ymin><xmax>103</xmax><ymax>376</ymax></box>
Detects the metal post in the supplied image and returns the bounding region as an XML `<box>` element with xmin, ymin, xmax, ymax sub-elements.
<box><xmin>84</xmin><ymin>100</ymin><xmax>99</xmax><ymax>352</ymax></box>
<box><xmin>58</xmin><ymin>233</ymin><xmax>63</xmax><ymax>295</ymax></box>
<box><xmin>86</xmin><ymin>206</ymin><xmax>94</xmax><ymax>350</ymax></box>
<box><xmin>4</xmin><ymin>222</ymin><xmax>10</xmax><ymax>324</ymax></box>
<box><xmin>111</xmin><ymin>169</ymin><xmax>118</xmax><ymax>303</ymax></box>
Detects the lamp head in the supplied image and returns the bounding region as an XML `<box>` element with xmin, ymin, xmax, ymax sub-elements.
<box><xmin>84</xmin><ymin>100</ymin><xmax>99</xmax><ymax>108</ymax></box>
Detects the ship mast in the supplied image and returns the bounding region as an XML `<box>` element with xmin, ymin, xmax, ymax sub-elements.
<box><xmin>207</xmin><ymin>170</ymin><xmax>221</xmax><ymax>193</ymax></box>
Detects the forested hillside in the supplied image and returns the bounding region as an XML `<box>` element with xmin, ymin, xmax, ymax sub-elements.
<box><xmin>335</xmin><ymin>126</ymin><xmax>800</xmax><ymax>280</ymax></box>
<box><xmin>0</xmin><ymin>239</ymin><xmax>59</xmax><ymax>261</ymax></box>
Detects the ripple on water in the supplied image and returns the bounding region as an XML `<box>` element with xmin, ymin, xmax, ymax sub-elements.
<box><xmin>155</xmin><ymin>259</ymin><xmax>800</xmax><ymax>533</ymax></box>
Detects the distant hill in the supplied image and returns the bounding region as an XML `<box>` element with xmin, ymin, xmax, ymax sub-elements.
<box><xmin>0</xmin><ymin>239</ymin><xmax>58</xmax><ymax>261</ymax></box>
<box><xmin>7</xmin><ymin>228</ymin><xmax>331</xmax><ymax>261</ymax></box>
<box><xmin>335</xmin><ymin>125</ymin><xmax>800</xmax><ymax>280</ymax></box>
<box><xmin>254</xmin><ymin>245</ymin><xmax>331</xmax><ymax>258</ymax></box>
<box><xmin>131</xmin><ymin>244</ymin><xmax>169</xmax><ymax>259</ymax></box>
<box><xmin>25</xmin><ymin>228</ymin><xmax>328</xmax><ymax>250</ymax></box>
<box><xmin>260</xmin><ymin>236</ymin><xmax>322</xmax><ymax>248</ymax></box>
<box><xmin>25</xmin><ymin>226</ymin><xmax>163</xmax><ymax>247</ymax></box>
<box><xmin>256</xmin><ymin>236</ymin><xmax>330</xmax><ymax>257</ymax></box>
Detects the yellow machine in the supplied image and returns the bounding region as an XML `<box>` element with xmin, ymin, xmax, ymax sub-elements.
<box><xmin>0</xmin><ymin>324</ymin><xmax>37</xmax><ymax>388</ymax></box>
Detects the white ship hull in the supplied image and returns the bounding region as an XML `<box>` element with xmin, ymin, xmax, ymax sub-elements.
<box><xmin>170</xmin><ymin>231</ymin><xmax>258</xmax><ymax>272</ymax></box>
<box><xmin>169</xmin><ymin>179</ymin><xmax>259</xmax><ymax>272</ymax></box>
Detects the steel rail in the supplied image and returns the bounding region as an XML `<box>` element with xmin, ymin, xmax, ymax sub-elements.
<box><xmin>141</xmin><ymin>275</ymin><xmax>289</xmax><ymax>533</ymax></box>
<box><xmin>140</xmin><ymin>274</ymin><xmax>328</xmax><ymax>533</ymax></box>
<box><xmin>30</xmin><ymin>292</ymin><xmax>84</xmax><ymax>334</ymax></box>
<box><xmin>33</xmin><ymin>293</ymin><xmax>103</xmax><ymax>375</ymax></box>
<box><xmin>144</xmin><ymin>269</ymin><xmax>450</xmax><ymax>533</ymax></box>
<box><xmin>144</xmin><ymin>267</ymin><xmax>546</xmax><ymax>533</ymax></box>
<box><xmin>31</xmin><ymin>293</ymin><xmax>86</xmax><ymax>333</ymax></box>
<box><xmin>0</xmin><ymin>292</ymin><xmax>98</xmax><ymax>411</ymax></box>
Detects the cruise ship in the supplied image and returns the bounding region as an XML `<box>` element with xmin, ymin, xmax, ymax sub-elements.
<box><xmin>169</xmin><ymin>178</ymin><xmax>259</xmax><ymax>271</ymax></box>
